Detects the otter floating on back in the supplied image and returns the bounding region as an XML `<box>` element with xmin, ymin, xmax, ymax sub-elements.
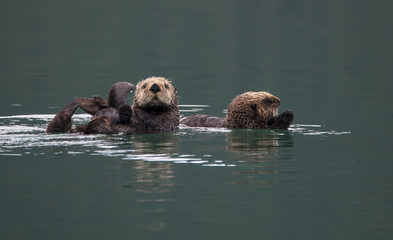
<box><xmin>131</xmin><ymin>77</ymin><xmax>179</xmax><ymax>132</ymax></box>
<box><xmin>46</xmin><ymin>77</ymin><xmax>179</xmax><ymax>134</ymax></box>
<box><xmin>180</xmin><ymin>91</ymin><xmax>294</xmax><ymax>129</ymax></box>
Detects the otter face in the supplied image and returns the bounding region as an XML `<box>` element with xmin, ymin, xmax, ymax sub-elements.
<box><xmin>134</xmin><ymin>77</ymin><xmax>178</xmax><ymax>109</ymax></box>
<box><xmin>225</xmin><ymin>91</ymin><xmax>280</xmax><ymax>129</ymax></box>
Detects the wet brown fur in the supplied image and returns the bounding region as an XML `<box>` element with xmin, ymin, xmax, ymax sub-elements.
<box><xmin>47</xmin><ymin>77</ymin><xmax>179</xmax><ymax>134</ymax></box>
<box><xmin>225</xmin><ymin>91</ymin><xmax>280</xmax><ymax>129</ymax></box>
<box><xmin>74</xmin><ymin>95</ymin><xmax>108</xmax><ymax>115</ymax></box>
<box><xmin>46</xmin><ymin>101</ymin><xmax>79</xmax><ymax>133</ymax></box>
<box><xmin>180</xmin><ymin>91</ymin><xmax>293</xmax><ymax>129</ymax></box>
<box><xmin>131</xmin><ymin>77</ymin><xmax>179</xmax><ymax>132</ymax></box>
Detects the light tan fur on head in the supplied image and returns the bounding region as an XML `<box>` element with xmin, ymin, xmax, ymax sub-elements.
<box><xmin>225</xmin><ymin>91</ymin><xmax>280</xmax><ymax>129</ymax></box>
<box><xmin>134</xmin><ymin>77</ymin><xmax>178</xmax><ymax>109</ymax></box>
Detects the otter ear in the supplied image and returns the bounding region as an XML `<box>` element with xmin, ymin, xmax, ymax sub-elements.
<box><xmin>251</xmin><ymin>103</ymin><xmax>257</xmax><ymax>110</ymax></box>
<box><xmin>174</xmin><ymin>87</ymin><xmax>177</xmax><ymax>94</ymax></box>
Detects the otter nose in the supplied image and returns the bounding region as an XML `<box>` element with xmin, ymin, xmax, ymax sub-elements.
<box><xmin>149</xmin><ymin>83</ymin><xmax>161</xmax><ymax>94</ymax></box>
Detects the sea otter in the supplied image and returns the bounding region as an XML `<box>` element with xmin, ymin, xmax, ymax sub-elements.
<box><xmin>83</xmin><ymin>76</ymin><xmax>179</xmax><ymax>134</ymax></box>
<box><xmin>129</xmin><ymin>76</ymin><xmax>179</xmax><ymax>132</ymax></box>
<box><xmin>180</xmin><ymin>91</ymin><xmax>294</xmax><ymax>129</ymax></box>
<box><xmin>46</xmin><ymin>77</ymin><xmax>179</xmax><ymax>134</ymax></box>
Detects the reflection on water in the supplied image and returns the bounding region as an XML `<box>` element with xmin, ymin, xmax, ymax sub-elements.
<box><xmin>128</xmin><ymin>133</ymin><xmax>179</xmax><ymax>155</ymax></box>
<box><xmin>224</xmin><ymin>129</ymin><xmax>294</xmax><ymax>187</ymax></box>
<box><xmin>134</xmin><ymin>160</ymin><xmax>175</xmax><ymax>193</ymax></box>
<box><xmin>133</xmin><ymin>160</ymin><xmax>175</xmax><ymax>232</ymax></box>
<box><xmin>226</xmin><ymin>129</ymin><xmax>293</xmax><ymax>157</ymax></box>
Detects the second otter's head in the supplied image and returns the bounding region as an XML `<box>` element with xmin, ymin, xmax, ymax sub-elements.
<box><xmin>133</xmin><ymin>77</ymin><xmax>178</xmax><ymax>111</ymax></box>
<box><xmin>225</xmin><ymin>91</ymin><xmax>280</xmax><ymax>129</ymax></box>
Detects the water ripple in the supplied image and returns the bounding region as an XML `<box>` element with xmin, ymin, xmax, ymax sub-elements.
<box><xmin>178</xmin><ymin>104</ymin><xmax>210</xmax><ymax>113</ymax></box>
<box><xmin>290</xmin><ymin>124</ymin><xmax>351</xmax><ymax>136</ymax></box>
<box><xmin>0</xmin><ymin>114</ymin><xmax>349</xmax><ymax>170</ymax></box>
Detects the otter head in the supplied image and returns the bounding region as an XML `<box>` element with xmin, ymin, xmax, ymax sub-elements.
<box><xmin>225</xmin><ymin>91</ymin><xmax>280</xmax><ymax>129</ymax></box>
<box><xmin>133</xmin><ymin>77</ymin><xmax>178</xmax><ymax>111</ymax></box>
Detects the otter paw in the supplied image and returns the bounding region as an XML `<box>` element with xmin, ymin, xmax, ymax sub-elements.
<box><xmin>278</xmin><ymin>110</ymin><xmax>294</xmax><ymax>123</ymax></box>
<box><xmin>267</xmin><ymin>116</ymin><xmax>278</xmax><ymax>126</ymax></box>
<box><xmin>118</xmin><ymin>104</ymin><xmax>132</xmax><ymax>124</ymax></box>
<box><xmin>274</xmin><ymin>110</ymin><xmax>294</xmax><ymax>129</ymax></box>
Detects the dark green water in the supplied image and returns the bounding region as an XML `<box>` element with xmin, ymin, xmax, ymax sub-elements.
<box><xmin>1</xmin><ymin>0</ymin><xmax>393</xmax><ymax>239</ymax></box>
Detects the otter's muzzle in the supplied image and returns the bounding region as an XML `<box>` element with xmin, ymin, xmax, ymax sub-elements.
<box><xmin>150</xmin><ymin>83</ymin><xmax>161</xmax><ymax>94</ymax></box>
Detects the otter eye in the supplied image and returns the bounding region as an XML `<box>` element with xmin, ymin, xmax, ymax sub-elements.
<box><xmin>251</xmin><ymin>103</ymin><xmax>257</xmax><ymax>110</ymax></box>
<box><xmin>164</xmin><ymin>83</ymin><xmax>169</xmax><ymax>89</ymax></box>
<box><xmin>263</xmin><ymin>99</ymin><xmax>272</xmax><ymax>105</ymax></box>
<box><xmin>142</xmin><ymin>83</ymin><xmax>147</xmax><ymax>89</ymax></box>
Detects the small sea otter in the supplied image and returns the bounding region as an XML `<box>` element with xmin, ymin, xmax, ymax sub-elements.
<box><xmin>180</xmin><ymin>91</ymin><xmax>294</xmax><ymax>129</ymax></box>
<box><xmin>46</xmin><ymin>81</ymin><xmax>134</xmax><ymax>133</ymax></box>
